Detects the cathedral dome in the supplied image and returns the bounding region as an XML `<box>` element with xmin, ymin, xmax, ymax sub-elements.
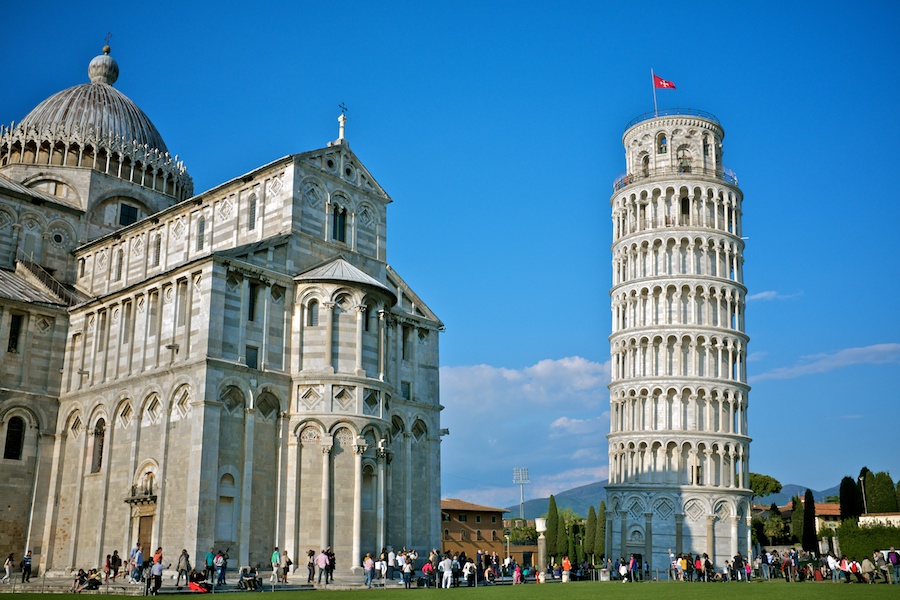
<box><xmin>18</xmin><ymin>46</ymin><xmax>169</xmax><ymax>154</ymax></box>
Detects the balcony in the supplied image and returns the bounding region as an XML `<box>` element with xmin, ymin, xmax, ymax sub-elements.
<box><xmin>124</xmin><ymin>482</ymin><xmax>157</xmax><ymax>505</ymax></box>
<box><xmin>625</xmin><ymin>108</ymin><xmax>720</xmax><ymax>130</ymax></box>
<box><xmin>613</xmin><ymin>165</ymin><xmax>738</xmax><ymax>192</ymax></box>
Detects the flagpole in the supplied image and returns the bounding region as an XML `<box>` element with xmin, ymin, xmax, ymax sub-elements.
<box><xmin>651</xmin><ymin>68</ymin><xmax>658</xmax><ymax>117</ymax></box>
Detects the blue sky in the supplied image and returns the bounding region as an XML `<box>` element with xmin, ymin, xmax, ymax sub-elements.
<box><xmin>4</xmin><ymin>1</ymin><xmax>899</xmax><ymax>508</ymax></box>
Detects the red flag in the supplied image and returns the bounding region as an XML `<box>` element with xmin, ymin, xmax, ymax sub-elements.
<box><xmin>653</xmin><ymin>74</ymin><xmax>676</xmax><ymax>89</ymax></box>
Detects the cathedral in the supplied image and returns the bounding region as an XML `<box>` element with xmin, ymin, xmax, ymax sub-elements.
<box><xmin>0</xmin><ymin>45</ymin><xmax>443</xmax><ymax>575</ymax></box>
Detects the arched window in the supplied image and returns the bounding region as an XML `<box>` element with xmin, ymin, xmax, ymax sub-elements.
<box><xmin>641</xmin><ymin>154</ymin><xmax>650</xmax><ymax>177</ymax></box>
<box><xmin>307</xmin><ymin>300</ymin><xmax>319</xmax><ymax>326</ymax></box>
<box><xmin>3</xmin><ymin>416</ymin><xmax>25</xmax><ymax>460</ymax></box>
<box><xmin>677</xmin><ymin>146</ymin><xmax>692</xmax><ymax>173</ymax></box>
<box><xmin>332</xmin><ymin>205</ymin><xmax>347</xmax><ymax>242</ymax></box>
<box><xmin>248</xmin><ymin>194</ymin><xmax>257</xmax><ymax>231</ymax></box>
<box><xmin>443</xmin><ymin>529</ymin><xmax>450</xmax><ymax>541</ymax></box>
<box><xmin>114</xmin><ymin>248</ymin><xmax>124</xmax><ymax>281</ymax></box>
<box><xmin>657</xmin><ymin>133</ymin><xmax>668</xmax><ymax>154</ymax></box>
<box><xmin>197</xmin><ymin>216</ymin><xmax>205</xmax><ymax>251</ymax></box>
<box><xmin>91</xmin><ymin>419</ymin><xmax>106</xmax><ymax>472</ymax></box>
<box><xmin>151</xmin><ymin>234</ymin><xmax>161</xmax><ymax>267</ymax></box>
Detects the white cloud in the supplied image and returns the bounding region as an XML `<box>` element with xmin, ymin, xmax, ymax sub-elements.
<box><xmin>750</xmin><ymin>343</ymin><xmax>900</xmax><ymax>382</ymax></box>
<box><xmin>440</xmin><ymin>357</ymin><xmax>611</xmax><ymax>504</ymax></box>
<box><xmin>747</xmin><ymin>290</ymin><xmax>801</xmax><ymax>301</ymax></box>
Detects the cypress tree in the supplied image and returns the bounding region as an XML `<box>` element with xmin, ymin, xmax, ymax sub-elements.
<box><xmin>839</xmin><ymin>476</ymin><xmax>861</xmax><ymax>520</ymax></box>
<box><xmin>595</xmin><ymin>501</ymin><xmax>607</xmax><ymax>558</ymax></box>
<box><xmin>567</xmin><ymin>521</ymin><xmax>576</xmax><ymax>563</ymax></box>
<box><xmin>585</xmin><ymin>506</ymin><xmax>597</xmax><ymax>559</ymax></box>
<box><xmin>556</xmin><ymin>513</ymin><xmax>568</xmax><ymax>558</ymax></box>
<box><xmin>869</xmin><ymin>471</ymin><xmax>899</xmax><ymax>513</ymax></box>
<box><xmin>546</xmin><ymin>496</ymin><xmax>559</xmax><ymax>561</ymax></box>
<box><xmin>802</xmin><ymin>488</ymin><xmax>817</xmax><ymax>552</ymax></box>
<box><xmin>791</xmin><ymin>496</ymin><xmax>803</xmax><ymax>543</ymax></box>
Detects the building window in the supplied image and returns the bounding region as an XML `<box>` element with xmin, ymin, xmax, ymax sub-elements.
<box><xmin>401</xmin><ymin>325</ymin><xmax>411</xmax><ymax>360</ymax></box>
<box><xmin>97</xmin><ymin>311</ymin><xmax>107</xmax><ymax>351</ymax></box>
<box><xmin>3</xmin><ymin>416</ymin><xmax>25</xmax><ymax>460</ymax></box>
<box><xmin>332</xmin><ymin>205</ymin><xmax>347</xmax><ymax>242</ymax></box>
<box><xmin>176</xmin><ymin>281</ymin><xmax>188</xmax><ymax>327</ymax></box>
<box><xmin>491</xmin><ymin>515</ymin><xmax>497</xmax><ymax>523</ymax></box>
<box><xmin>113</xmin><ymin>248</ymin><xmax>124</xmax><ymax>281</ymax></box>
<box><xmin>443</xmin><ymin>529</ymin><xmax>450</xmax><ymax>541</ymax></box>
<box><xmin>197</xmin><ymin>216</ymin><xmax>205</xmax><ymax>251</ymax></box>
<box><xmin>246</xmin><ymin>346</ymin><xmax>259</xmax><ymax>369</ymax></box>
<box><xmin>400</xmin><ymin>381</ymin><xmax>411</xmax><ymax>400</ymax></box>
<box><xmin>119</xmin><ymin>204</ymin><xmax>138</xmax><ymax>226</ymax></box>
<box><xmin>460</xmin><ymin>530</ymin><xmax>469</xmax><ymax>541</ymax></box>
<box><xmin>476</xmin><ymin>530</ymin><xmax>483</xmax><ymax>541</ymax></box>
<box><xmin>90</xmin><ymin>419</ymin><xmax>105</xmax><ymax>473</ymax></box>
<box><xmin>248</xmin><ymin>283</ymin><xmax>258</xmax><ymax>322</ymax></box>
<box><xmin>458</xmin><ymin>514</ymin><xmax>467</xmax><ymax>522</ymax></box>
<box><xmin>248</xmin><ymin>194</ymin><xmax>257</xmax><ymax>231</ymax></box>
<box><xmin>78</xmin><ymin>258</ymin><xmax>85</xmax><ymax>278</ymax></box>
<box><xmin>307</xmin><ymin>300</ymin><xmax>319</xmax><ymax>326</ymax></box>
<box><xmin>151</xmin><ymin>234</ymin><xmax>161</xmax><ymax>267</ymax></box>
<box><xmin>657</xmin><ymin>134</ymin><xmax>667</xmax><ymax>154</ymax></box>
<box><xmin>475</xmin><ymin>515</ymin><xmax>482</xmax><ymax>523</ymax></box>
<box><xmin>7</xmin><ymin>314</ymin><xmax>23</xmax><ymax>352</ymax></box>
<box><xmin>148</xmin><ymin>291</ymin><xmax>159</xmax><ymax>335</ymax></box>
<box><xmin>492</xmin><ymin>530</ymin><xmax>499</xmax><ymax>541</ymax></box>
<box><xmin>122</xmin><ymin>302</ymin><xmax>132</xmax><ymax>344</ymax></box>
<box><xmin>442</xmin><ymin>513</ymin><xmax>450</xmax><ymax>522</ymax></box>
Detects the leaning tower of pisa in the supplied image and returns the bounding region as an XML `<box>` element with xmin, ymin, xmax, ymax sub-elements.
<box><xmin>605</xmin><ymin>109</ymin><xmax>752</xmax><ymax>575</ymax></box>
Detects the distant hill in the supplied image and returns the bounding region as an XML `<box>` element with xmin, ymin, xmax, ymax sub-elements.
<box><xmin>757</xmin><ymin>483</ymin><xmax>840</xmax><ymax>507</ymax></box>
<box><xmin>506</xmin><ymin>481</ymin><xmax>840</xmax><ymax>520</ymax></box>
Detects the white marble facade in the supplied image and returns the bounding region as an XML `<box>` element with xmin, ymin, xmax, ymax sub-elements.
<box><xmin>0</xmin><ymin>47</ymin><xmax>442</xmax><ymax>575</ymax></box>
<box><xmin>605</xmin><ymin>111</ymin><xmax>752</xmax><ymax>572</ymax></box>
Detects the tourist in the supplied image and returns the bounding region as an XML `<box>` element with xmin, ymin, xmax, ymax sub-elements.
<box><xmin>214</xmin><ymin>550</ymin><xmax>226</xmax><ymax>585</ymax></box>
<box><xmin>439</xmin><ymin>553</ymin><xmax>453</xmax><ymax>588</ymax></box>
<box><xmin>325</xmin><ymin>547</ymin><xmax>336</xmax><ymax>583</ymax></box>
<box><xmin>176</xmin><ymin>549</ymin><xmax>191</xmax><ymax>587</ymax></box>
<box><xmin>205</xmin><ymin>547</ymin><xmax>215</xmax><ymax>584</ymax></box>
<box><xmin>315</xmin><ymin>549</ymin><xmax>329</xmax><ymax>584</ymax></box>
<box><xmin>280</xmin><ymin>550</ymin><xmax>291</xmax><ymax>584</ymax></box>
<box><xmin>363</xmin><ymin>553</ymin><xmax>375</xmax><ymax>588</ymax></box>
<box><xmin>21</xmin><ymin>550</ymin><xmax>32</xmax><ymax>583</ymax></box>
<box><xmin>150</xmin><ymin>559</ymin><xmax>170</xmax><ymax>595</ymax></box>
<box><xmin>2</xmin><ymin>553</ymin><xmax>13</xmax><ymax>584</ymax></box>
<box><xmin>130</xmin><ymin>544</ymin><xmax>143</xmax><ymax>583</ymax></box>
<box><xmin>306</xmin><ymin>550</ymin><xmax>315</xmax><ymax>583</ymax></box>
<box><xmin>888</xmin><ymin>548</ymin><xmax>900</xmax><ymax>584</ymax></box>
<box><xmin>270</xmin><ymin>547</ymin><xmax>280</xmax><ymax>585</ymax></box>
<box><xmin>402</xmin><ymin>554</ymin><xmax>414</xmax><ymax>588</ymax></box>
<box><xmin>110</xmin><ymin>550</ymin><xmax>122</xmax><ymax>581</ymax></box>
<box><xmin>387</xmin><ymin>547</ymin><xmax>396</xmax><ymax>580</ymax></box>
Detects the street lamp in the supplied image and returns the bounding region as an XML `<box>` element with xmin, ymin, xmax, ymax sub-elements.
<box><xmin>858</xmin><ymin>476</ymin><xmax>868</xmax><ymax>514</ymax></box>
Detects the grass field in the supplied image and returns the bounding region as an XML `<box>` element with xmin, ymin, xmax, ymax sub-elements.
<box><xmin>4</xmin><ymin>580</ymin><xmax>897</xmax><ymax>600</ymax></box>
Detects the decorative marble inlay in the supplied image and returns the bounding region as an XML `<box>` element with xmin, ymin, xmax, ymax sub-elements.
<box><xmin>359</xmin><ymin>206</ymin><xmax>373</xmax><ymax>227</ymax></box>
<box><xmin>304</xmin><ymin>186</ymin><xmax>322</xmax><ymax>208</ymax></box>
<box><xmin>171</xmin><ymin>217</ymin><xmax>185</xmax><ymax>239</ymax></box>
<box><xmin>97</xmin><ymin>249</ymin><xmax>108</xmax><ymax>270</ymax></box>
<box><xmin>334</xmin><ymin>387</ymin><xmax>354</xmax><ymax>410</ymax></box>
<box><xmin>217</xmin><ymin>198</ymin><xmax>233</xmax><ymax>220</ymax></box>
<box><xmin>267</xmin><ymin>175</ymin><xmax>284</xmax><ymax>197</ymax></box>
<box><xmin>35</xmin><ymin>317</ymin><xmax>52</xmax><ymax>333</ymax></box>
<box><xmin>119</xmin><ymin>404</ymin><xmax>133</xmax><ymax>429</ymax></box>
<box><xmin>300</xmin><ymin>426</ymin><xmax>321</xmax><ymax>445</ymax></box>
<box><xmin>131</xmin><ymin>236</ymin><xmax>143</xmax><ymax>257</ymax></box>
<box><xmin>300</xmin><ymin>386</ymin><xmax>322</xmax><ymax>410</ymax></box>
<box><xmin>364</xmin><ymin>390</ymin><xmax>379</xmax><ymax>415</ymax></box>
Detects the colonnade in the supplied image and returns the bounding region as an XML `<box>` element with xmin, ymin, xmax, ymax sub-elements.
<box><xmin>612</xmin><ymin>185</ymin><xmax>741</xmax><ymax>240</ymax></box>
<box><xmin>612</xmin><ymin>283</ymin><xmax>745</xmax><ymax>332</ymax></box>
<box><xmin>609</xmin><ymin>386</ymin><xmax>748</xmax><ymax>435</ymax></box>
<box><xmin>612</xmin><ymin>235</ymin><xmax>743</xmax><ymax>285</ymax></box>
<box><xmin>610</xmin><ymin>333</ymin><xmax>747</xmax><ymax>382</ymax></box>
<box><xmin>608</xmin><ymin>439</ymin><xmax>748</xmax><ymax>489</ymax></box>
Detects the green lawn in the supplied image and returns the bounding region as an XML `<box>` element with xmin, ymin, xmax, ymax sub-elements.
<box><xmin>5</xmin><ymin>580</ymin><xmax>897</xmax><ymax>600</ymax></box>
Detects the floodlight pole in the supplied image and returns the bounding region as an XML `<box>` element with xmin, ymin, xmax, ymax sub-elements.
<box><xmin>512</xmin><ymin>468</ymin><xmax>530</xmax><ymax>520</ymax></box>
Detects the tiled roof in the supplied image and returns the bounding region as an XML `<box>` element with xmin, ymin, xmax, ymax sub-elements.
<box><xmin>295</xmin><ymin>257</ymin><xmax>395</xmax><ymax>298</ymax></box>
<box><xmin>441</xmin><ymin>499</ymin><xmax>508</xmax><ymax>513</ymax></box>
<box><xmin>0</xmin><ymin>268</ymin><xmax>67</xmax><ymax>306</ymax></box>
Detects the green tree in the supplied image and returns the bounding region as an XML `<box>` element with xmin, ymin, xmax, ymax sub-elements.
<box><xmin>868</xmin><ymin>471</ymin><xmax>899</xmax><ymax>513</ymax></box>
<box><xmin>567</xmin><ymin>521</ymin><xmax>576</xmax><ymax>562</ymax></box>
<box><xmin>764</xmin><ymin>503</ymin><xmax>785</xmax><ymax>543</ymax></box>
<box><xmin>557</xmin><ymin>507</ymin><xmax>584</xmax><ymax>522</ymax></box>
<box><xmin>790</xmin><ymin>496</ymin><xmax>803</xmax><ymax>543</ymax></box>
<box><xmin>839</xmin><ymin>476</ymin><xmax>862</xmax><ymax>520</ymax></box>
<box><xmin>556</xmin><ymin>513</ymin><xmax>568</xmax><ymax>558</ymax></box>
<box><xmin>802</xmin><ymin>489</ymin><xmax>817</xmax><ymax>552</ymax></box>
<box><xmin>824</xmin><ymin>495</ymin><xmax>840</xmax><ymax>504</ymax></box>
<box><xmin>546</xmin><ymin>495</ymin><xmax>559</xmax><ymax>560</ymax></box>
<box><xmin>584</xmin><ymin>506</ymin><xmax>596</xmax><ymax>558</ymax></box>
<box><xmin>595</xmin><ymin>501</ymin><xmax>607</xmax><ymax>558</ymax></box>
<box><xmin>896</xmin><ymin>480</ymin><xmax>900</xmax><ymax>510</ymax></box>
<box><xmin>749</xmin><ymin>473</ymin><xmax>783</xmax><ymax>505</ymax></box>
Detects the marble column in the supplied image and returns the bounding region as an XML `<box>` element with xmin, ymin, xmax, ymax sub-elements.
<box><xmin>320</xmin><ymin>435</ymin><xmax>333</xmax><ymax>547</ymax></box>
<box><xmin>351</xmin><ymin>437</ymin><xmax>367</xmax><ymax>574</ymax></box>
